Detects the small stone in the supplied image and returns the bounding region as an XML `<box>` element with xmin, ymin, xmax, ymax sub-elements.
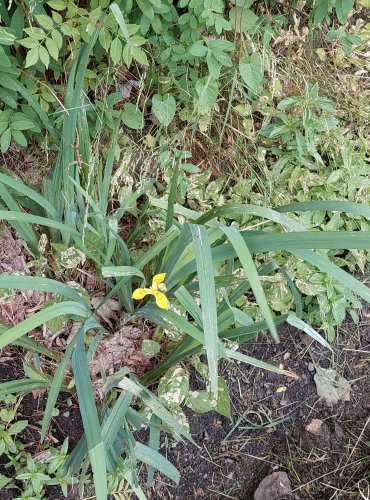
<box><xmin>283</xmin><ymin>352</ymin><xmax>291</xmax><ymax>360</ymax></box>
<box><xmin>308</xmin><ymin>362</ymin><xmax>315</xmax><ymax>372</ymax></box>
<box><xmin>305</xmin><ymin>418</ymin><xmax>324</xmax><ymax>435</ymax></box>
<box><xmin>254</xmin><ymin>471</ymin><xmax>292</xmax><ymax>500</ymax></box>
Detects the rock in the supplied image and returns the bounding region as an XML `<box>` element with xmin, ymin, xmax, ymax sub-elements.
<box><xmin>283</xmin><ymin>352</ymin><xmax>291</xmax><ymax>361</ymax></box>
<box><xmin>254</xmin><ymin>471</ymin><xmax>292</xmax><ymax>500</ymax></box>
<box><xmin>307</xmin><ymin>362</ymin><xmax>315</xmax><ymax>372</ymax></box>
<box><xmin>301</xmin><ymin>418</ymin><xmax>332</xmax><ymax>451</ymax></box>
<box><xmin>305</xmin><ymin>418</ymin><xmax>324</xmax><ymax>435</ymax></box>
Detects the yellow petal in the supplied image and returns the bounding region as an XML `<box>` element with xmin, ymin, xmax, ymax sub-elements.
<box><xmin>152</xmin><ymin>273</ymin><xmax>166</xmax><ymax>284</ymax></box>
<box><xmin>132</xmin><ymin>288</ymin><xmax>151</xmax><ymax>300</ymax></box>
<box><xmin>153</xmin><ymin>291</ymin><xmax>169</xmax><ymax>310</ymax></box>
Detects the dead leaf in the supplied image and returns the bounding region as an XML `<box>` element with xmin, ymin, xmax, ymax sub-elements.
<box><xmin>91</xmin><ymin>296</ymin><xmax>120</xmax><ymax>328</ymax></box>
<box><xmin>314</xmin><ymin>367</ymin><xmax>351</xmax><ymax>406</ymax></box>
<box><xmin>120</xmin><ymin>79</ymin><xmax>139</xmax><ymax>99</ymax></box>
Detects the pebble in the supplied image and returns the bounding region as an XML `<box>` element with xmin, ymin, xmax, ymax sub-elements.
<box><xmin>308</xmin><ymin>362</ymin><xmax>315</xmax><ymax>372</ymax></box>
<box><xmin>283</xmin><ymin>352</ymin><xmax>291</xmax><ymax>360</ymax></box>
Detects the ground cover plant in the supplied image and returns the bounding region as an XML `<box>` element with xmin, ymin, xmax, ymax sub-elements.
<box><xmin>0</xmin><ymin>0</ymin><xmax>369</xmax><ymax>498</ymax></box>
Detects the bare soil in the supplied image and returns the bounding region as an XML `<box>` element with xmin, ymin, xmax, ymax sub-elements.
<box><xmin>148</xmin><ymin>322</ymin><xmax>370</xmax><ymax>500</ymax></box>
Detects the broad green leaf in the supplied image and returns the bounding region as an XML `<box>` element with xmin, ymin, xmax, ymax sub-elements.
<box><xmin>110</xmin><ymin>36</ymin><xmax>122</xmax><ymax>64</ymax></box>
<box><xmin>122</xmin><ymin>103</ymin><xmax>144</xmax><ymax>130</ymax></box>
<box><xmin>0</xmin><ymin>46</ymin><xmax>11</xmax><ymax>67</ymax></box>
<box><xmin>25</xmin><ymin>47</ymin><xmax>39</xmax><ymax>67</ymax></box>
<box><xmin>313</xmin><ymin>0</ymin><xmax>329</xmax><ymax>23</ymax></box>
<box><xmin>186</xmin><ymin>390</ymin><xmax>215</xmax><ymax>413</ymax></box>
<box><xmin>335</xmin><ymin>0</ymin><xmax>354</xmax><ymax>24</ymax></box>
<box><xmin>12</xmin><ymin>130</ymin><xmax>27</xmax><ymax>147</ymax></box>
<box><xmin>0</xmin><ymin>473</ymin><xmax>11</xmax><ymax>489</ymax></box>
<box><xmin>47</xmin><ymin>0</ymin><xmax>66</xmax><ymax>10</ymax></box>
<box><xmin>158</xmin><ymin>367</ymin><xmax>189</xmax><ymax>406</ymax></box>
<box><xmin>35</xmin><ymin>14</ymin><xmax>54</xmax><ymax>31</ymax></box>
<box><xmin>45</xmin><ymin>36</ymin><xmax>58</xmax><ymax>60</ymax></box>
<box><xmin>131</xmin><ymin>45</ymin><xmax>148</xmax><ymax>65</ymax></box>
<box><xmin>195</xmin><ymin>77</ymin><xmax>219</xmax><ymax>113</ymax></box>
<box><xmin>217</xmin><ymin>377</ymin><xmax>231</xmax><ymax>417</ymax></box>
<box><xmin>239</xmin><ymin>53</ymin><xmax>263</xmax><ymax>93</ymax></box>
<box><xmin>0</xmin><ymin>27</ymin><xmax>16</xmax><ymax>45</ymax></box>
<box><xmin>229</xmin><ymin>7</ymin><xmax>258</xmax><ymax>33</ymax></box>
<box><xmin>0</xmin><ymin>129</ymin><xmax>11</xmax><ymax>153</ymax></box>
<box><xmin>39</xmin><ymin>45</ymin><xmax>50</xmax><ymax>68</ymax></box>
<box><xmin>152</xmin><ymin>94</ymin><xmax>176</xmax><ymax>127</ymax></box>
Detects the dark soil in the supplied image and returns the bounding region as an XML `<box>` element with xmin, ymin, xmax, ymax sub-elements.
<box><xmin>148</xmin><ymin>321</ymin><xmax>370</xmax><ymax>500</ymax></box>
<box><xmin>1</xmin><ymin>319</ymin><xmax>369</xmax><ymax>499</ymax></box>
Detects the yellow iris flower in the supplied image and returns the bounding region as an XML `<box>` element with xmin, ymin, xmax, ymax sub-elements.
<box><xmin>132</xmin><ymin>273</ymin><xmax>168</xmax><ymax>310</ymax></box>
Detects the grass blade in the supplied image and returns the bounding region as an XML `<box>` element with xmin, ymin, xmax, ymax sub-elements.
<box><xmin>190</xmin><ymin>225</ymin><xmax>219</xmax><ymax>397</ymax></box>
<box><xmin>0</xmin><ymin>301</ymin><xmax>90</xmax><ymax>349</ymax></box>
<box><xmin>0</xmin><ymin>173</ymin><xmax>59</xmax><ymax>220</ymax></box>
<box><xmin>0</xmin><ymin>275</ymin><xmax>91</xmax><ymax>305</ymax></box>
<box><xmin>0</xmin><ymin>210</ymin><xmax>80</xmax><ymax>237</ymax></box>
<box><xmin>72</xmin><ymin>334</ymin><xmax>107</xmax><ymax>500</ymax></box>
<box><xmin>225</xmin><ymin>348</ymin><xmax>297</xmax><ymax>379</ymax></box>
<box><xmin>287</xmin><ymin>314</ymin><xmax>332</xmax><ymax>351</ymax></box>
<box><xmin>41</xmin><ymin>318</ymin><xmax>101</xmax><ymax>441</ymax></box>
<box><xmin>0</xmin><ymin>379</ymin><xmax>50</xmax><ymax>397</ymax></box>
<box><xmin>134</xmin><ymin>442</ymin><xmax>179</xmax><ymax>485</ymax></box>
<box><xmin>220</xmin><ymin>225</ymin><xmax>279</xmax><ymax>342</ymax></box>
<box><xmin>276</xmin><ymin>200</ymin><xmax>370</xmax><ymax>219</ymax></box>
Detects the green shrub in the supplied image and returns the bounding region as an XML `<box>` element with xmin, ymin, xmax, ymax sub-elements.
<box><xmin>0</xmin><ymin>0</ymin><xmax>362</xmax><ymax>151</ymax></box>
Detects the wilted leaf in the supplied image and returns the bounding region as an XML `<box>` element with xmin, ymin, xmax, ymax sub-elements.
<box><xmin>314</xmin><ymin>367</ymin><xmax>350</xmax><ymax>406</ymax></box>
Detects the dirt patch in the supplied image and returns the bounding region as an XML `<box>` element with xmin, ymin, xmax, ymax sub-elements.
<box><xmin>148</xmin><ymin>321</ymin><xmax>370</xmax><ymax>499</ymax></box>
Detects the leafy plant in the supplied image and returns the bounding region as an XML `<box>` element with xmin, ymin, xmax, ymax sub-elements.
<box><xmin>0</xmin><ymin>395</ymin><xmax>74</xmax><ymax>499</ymax></box>
<box><xmin>0</xmin><ymin>2</ymin><xmax>368</xmax><ymax>498</ymax></box>
<box><xmin>260</xmin><ymin>82</ymin><xmax>338</xmax><ymax>171</ymax></box>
